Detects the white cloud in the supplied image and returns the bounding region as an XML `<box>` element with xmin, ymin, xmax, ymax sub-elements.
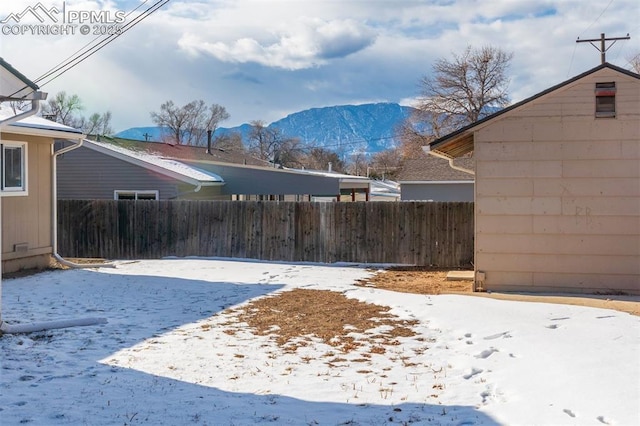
<box><xmin>178</xmin><ymin>18</ymin><xmax>376</xmax><ymax>70</ymax></box>
<box><xmin>1</xmin><ymin>0</ymin><xmax>637</xmax><ymax>132</ymax></box>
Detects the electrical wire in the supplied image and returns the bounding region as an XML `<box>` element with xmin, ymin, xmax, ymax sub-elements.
<box><xmin>569</xmin><ymin>0</ymin><xmax>616</xmax><ymax>75</ymax></box>
<box><xmin>32</xmin><ymin>0</ymin><xmax>154</xmax><ymax>86</ymax></box>
<box><xmin>7</xmin><ymin>0</ymin><xmax>170</xmax><ymax>98</ymax></box>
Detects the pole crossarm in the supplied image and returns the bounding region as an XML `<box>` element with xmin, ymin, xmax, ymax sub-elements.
<box><xmin>577</xmin><ymin>33</ymin><xmax>631</xmax><ymax>64</ymax></box>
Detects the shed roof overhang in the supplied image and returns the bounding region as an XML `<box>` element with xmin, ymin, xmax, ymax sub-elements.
<box><xmin>425</xmin><ymin>62</ymin><xmax>640</xmax><ymax>160</ymax></box>
<box><xmin>427</xmin><ymin>132</ymin><xmax>475</xmax><ymax>159</ymax></box>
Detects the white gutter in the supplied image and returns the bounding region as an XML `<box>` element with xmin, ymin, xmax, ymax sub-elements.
<box><xmin>0</xmin><ymin>95</ymin><xmax>108</xmax><ymax>334</ymax></box>
<box><xmin>52</xmin><ymin>139</ymin><xmax>115</xmax><ymax>269</ymax></box>
<box><xmin>422</xmin><ymin>145</ymin><xmax>475</xmax><ymax>176</ymax></box>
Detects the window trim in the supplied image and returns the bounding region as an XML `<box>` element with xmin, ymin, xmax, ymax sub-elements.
<box><xmin>114</xmin><ymin>190</ymin><xmax>159</xmax><ymax>200</ymax></box>
<box><xmin>0</xmin><ymin>141</ymin><xmax>28</xmax><ymax>197</ymax></box>
<box><xmin>595</xmin><ymin>82</ymin><xmax>616</xmax><ymax>118</ymax></box>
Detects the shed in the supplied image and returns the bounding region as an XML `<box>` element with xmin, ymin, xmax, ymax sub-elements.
<box><xmin>426</xmin><ymin>62</ymin><xmax>639</xmax><ymax>294</ymax></box>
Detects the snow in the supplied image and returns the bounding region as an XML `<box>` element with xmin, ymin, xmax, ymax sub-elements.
<box><xmin>1</xmin><ymin>258</ymin><xmax>638</xmax><ymax>425</ymax></box>
<box><xmin>84</xmin><ymin>139</ymin><xmax>224</xmax><ymax>183</ymax></box>
<box><xmin>0</xmin><ymin>104</ymin><xmax>83</xmax><ymax>134</ymax></box>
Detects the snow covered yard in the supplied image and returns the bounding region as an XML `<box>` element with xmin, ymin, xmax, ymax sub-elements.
<box><xmin>1</xmin><ymin>258</ymin><xmax>638</xmax><ymax>426</ymax></box>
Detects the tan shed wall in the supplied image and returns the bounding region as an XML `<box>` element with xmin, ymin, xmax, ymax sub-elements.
<box><xmin>474</xmin><ymin>68</ymin><xmax>640</xmax><ymax>294</ymax></box>
<box><xmin>1</xmin><ymin>133</ymin><xmax>54</xmax><ymax>273</ymax></box>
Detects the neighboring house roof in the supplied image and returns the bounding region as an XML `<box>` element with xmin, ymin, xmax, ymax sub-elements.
<box><xmin>82</xmin><ymin>139</ymin><xmax>224</xmax><ymax>186</ymax></box>
<box><xmin>397</xmin><ymin>154</ymin><xmax>474</xmax><ymax>183</ymax></box>
<box><xmin>94</xmin><ymin>139</ymin><xmax>374</xmax><ymax>189</ymax></box>
<box><xmin>0</xmin><ymin>56</ymin><xmax>39</xmax><ymax>99</ymax></box>
<box><xmin>427</xmin><ymin>62</ymin><xmax>640</xmax><ymax>159</ymax></box>
<box><xmin>104</xmin><ymin>137</ymin><xmax>268</xmax><ymax>167</ymax></box>
<box><xmin>370</xmin><ymin>180</ymin><xmax>400</xmax><ymax>199</ymax></box>
<box><xmin>284</xmin><ymin>167</ymin><xmax>372</xmax><ymax>186</ymax></box>
<box><xmin>0</xmin><ymin>105</ymin><xmax>84</xmax><ymax>139</ymax></box>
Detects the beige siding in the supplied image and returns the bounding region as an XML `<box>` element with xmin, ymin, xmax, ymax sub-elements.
<box><xmin>1</xmin><ymin>133</ymin><xmax>54</xmax><ymax>272</ymax></box>
<box><xmin>475</xmin><ymin>68</ymin><xmax>640</xmax><ymax>294</ymax></box>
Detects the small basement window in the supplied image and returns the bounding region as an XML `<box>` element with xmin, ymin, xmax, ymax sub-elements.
<box><xmin>595</xmin><ymin>82</ymin><xmax>616</xmax><ymax>118</ymax></box>
<box><xmin>1</xmin><ymin>142</ymin><xmax>27</xmax><ymax>196</ymax></box>
<box><xmin>114</xmin><ymin>190</ymin><xmax>159</xmax><ymax>200</ymax></box>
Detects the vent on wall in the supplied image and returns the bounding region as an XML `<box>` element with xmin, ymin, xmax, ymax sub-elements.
<box><xmin>14</xmin><ymin>242</ymin><xmax>28</xmax><ymax>252</ymax></box>
<box><xmin>595</xmin><ymin>82</ymin><xmax>616</xmax><ymax>118</ymax></box>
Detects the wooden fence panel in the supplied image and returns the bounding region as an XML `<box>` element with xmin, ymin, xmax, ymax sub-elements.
<box><xmin>58</xmin><ymin>200</ymin><xmax>474</xmax><ymax>267</ymax></box>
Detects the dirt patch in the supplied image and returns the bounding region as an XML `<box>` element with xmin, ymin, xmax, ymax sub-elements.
<box><xmin>356</xmin><ymin>266</ymin><xmax>638</xmax><ymax>316</ymax></box>
<box><xmin>222</xmin><ymin>266</ymin><xmax>637</xmax><ymax>352</ymax></box>
<box><xmin>355</xmin><ymin>266</ymin><xmax>473</xmax><ymax>295</ymax></box>
<box><xmin>225</xmin><ymin>288</ymin><xmax>418</xmax><ymax>354</ymax></box>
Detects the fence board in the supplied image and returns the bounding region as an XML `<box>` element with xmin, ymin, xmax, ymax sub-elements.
<box><xmin>58</xmin><ymin>200</ymin><xmax>474</xmax><ymax>267</ymax></box>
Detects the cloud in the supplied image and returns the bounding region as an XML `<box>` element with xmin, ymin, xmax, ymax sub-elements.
<box><xmin>178</xmin><ymin>18</ymin><xmax>376</xmax><ymax>70</ymax></box>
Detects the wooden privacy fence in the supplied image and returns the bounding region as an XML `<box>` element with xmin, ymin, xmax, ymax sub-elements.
<box><xmin>58</xmin><ymin>200</ymin><xmax>474</xmax><ymax>267</ymax></box>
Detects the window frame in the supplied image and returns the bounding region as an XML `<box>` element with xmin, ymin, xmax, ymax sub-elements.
<box><xmin>114</xmin><ymin>190</ymin><xmax>159</xmax><ymax>200</ymax></box>
<box><xmin>595</xmin><ymin>82</ymin><xmax>616</xmax><ymax>118</ymax></box>
<box><xmin>0</xmin><ymin>141</ymin><xmax>28</xmax><ymax>196</ymax></box>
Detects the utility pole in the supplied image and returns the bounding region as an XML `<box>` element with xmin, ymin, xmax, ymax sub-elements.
<box><xmin>576</xmin><ymin>33</ymin><xmax>630</xmax><ymax>64</ymax></box>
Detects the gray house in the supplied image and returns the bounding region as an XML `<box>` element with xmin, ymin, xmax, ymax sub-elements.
<box><xmin>57</xmin><ymin>139</ymin><xmax>371</xmax><ymax>201</ymax></box>
<box><xmin>57</xmin><ymin>139</ymin><xmax>226</xmax><ymax>200</ymax></box>
<box><xmin>397</xmin><ymin>154</ymin><xmax>474</xmax><ymax>201</ymax></box>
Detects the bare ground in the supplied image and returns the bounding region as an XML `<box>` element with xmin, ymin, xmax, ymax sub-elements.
<box><xmin>7</xmin><ymin>261</ymin><xmax>636</xmax><ymax>353</ymax></box>
<box><xmin>222</xmin><ymin>266</ymin><xmax>637</xmax><ymax>352</ymax></box>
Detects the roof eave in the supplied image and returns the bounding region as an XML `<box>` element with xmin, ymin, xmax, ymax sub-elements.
<box><xmin>425</xmin><ymin>62</ymin><xmax>640</xmax><ymax>158</ymax></box>
<box><xmin>2</xmin><ymin>124</ymin><xmax>84</xmax><ymax>140</ymax></box>
<box><xmin>83</xmin><ymin>141</ymin><xmax>223</xmax><ymax>186</ymax></box>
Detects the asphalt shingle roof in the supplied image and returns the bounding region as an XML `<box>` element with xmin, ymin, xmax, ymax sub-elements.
<box><xmin>396</xmin><ymin>154</ymin><xmax>474</xmax><ymax>182</ymax></box>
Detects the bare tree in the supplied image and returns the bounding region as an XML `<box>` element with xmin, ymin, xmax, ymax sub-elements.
<box><xmin>151</xmin><ymin>100</ymin><xmax>229</xmax><ymax>145</ymax></box>
<box><xmin>41</xmin><ymin>91</ymin><xmax>113</xmax><ymax>136</ymax></box>
<box><xmin>346</xmin><ymin>149</ymin><xmax>370</xmax><ymax>176</ymax></box>
<box><xmin>417</xmin><ymin>45</ymin><xmax>513</xmax><ymax>136</ymax></box>
<box><xmin>627</xmin><ymin>52</ymin><xmax>640</xmax><ymax>73</ymax></box>
<box><xmin>42</xmin><ymin>91</ymin><xmax>84</xmax><ymax>126</ymax></box>
<box><xmin>369</xmin><ymin>148</ymin><xmax>402</xmax><ymax>180</ymax></box>
<box><xmin>247</xmin><ymin>121</ymin><xmax>303</xmax><ymax>167</ymax></box>
<box><xmin>302</xmin><ymin>147</ymin><xmax>345</xmax><ymax>172</ymax></box>
<box><xmin>79</xmin><ymin>111</ymin><xmax>113</xmax><ymax>136</ymax></box>
<box><xmin>8</xmin><ymin>99</ymin><xmax>30</xmax><ymax>114</ymax></box>
<box><xmin>396</xmin><ymin>114</ymin><xmax>435</xmax><ymax>159</ymax></box>
<box><xmin>213</xmin><ymin>132</ymin><xmax>245</xmax><ymax>153</ymax></box>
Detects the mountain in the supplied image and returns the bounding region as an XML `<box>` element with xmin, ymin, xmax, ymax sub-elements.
<box><xmin>270</xmin><ymin>103</ymin><xmax>415</xmax><ymax>153</ymax></box>
<box><xmin>115</xmin><ymin>103</ymin><xmax>416</xmax><ymax>155</ymax></box>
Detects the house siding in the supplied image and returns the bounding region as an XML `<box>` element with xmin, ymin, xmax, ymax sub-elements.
<box><xmin>474</xmin><ymin>68</ymin><xmax>640</xmax><ymax>294</ymax></box>
<box><xmin>1</xmin><ymin>133</ymin><xmax>53</xmax><ymax>272</ymax></box>
<box><xmin>57</xmin><ymin>145</ymin><xmax>223</xmax><ymax>200</ymax></box>
<box><xmin>400</xmin><ymin>182</ymin><xmax>474</xmax><ymax>201</ymax></box>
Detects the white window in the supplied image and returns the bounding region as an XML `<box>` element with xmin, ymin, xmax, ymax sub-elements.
<box><xmin>114</xmin><ymin>190</ymin><xmax>159</xmax><ymax>200</ymax></box>
<box><xmin>0</xmin><ymin>142</ymin><xmax>27</xmax><ymax>196</ymax></box>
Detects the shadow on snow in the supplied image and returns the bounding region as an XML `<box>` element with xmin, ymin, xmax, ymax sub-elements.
<box><xmin>0</xmin><ymin>266</ymin><xmax>499</xmax><ymax>425</ymax></box>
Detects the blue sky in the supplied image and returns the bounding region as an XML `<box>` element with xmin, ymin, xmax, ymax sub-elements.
<box><xmin>1</xmin><ymin>0</ymin><xmax>638</xmax><ymax>133</ymax></box>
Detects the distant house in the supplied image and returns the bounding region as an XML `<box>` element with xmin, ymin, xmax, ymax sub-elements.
<box><xmin>397</xmin><ymin>154</ymin><xmax>474</xmax><ymax>201</ymax></box>
<box><xmin>57</xmin><ymin>139</ymin><xmax>225</xmax><ymax>200</ymax></box>
<box><xmin>426</xmin><ymin>62</ymin><xmax>639</xmax><ymax>295</ymax></box>
<box><xmin>0</xmin><ymin>58</ymin><xmax>85</xmax><ymax>273</ymax></box>
<box><xmin>57</xmin><ymin>138</ymin><xmax>373</xmax><ymax>201</ymax></box>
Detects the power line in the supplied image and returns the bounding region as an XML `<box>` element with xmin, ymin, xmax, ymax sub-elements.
<box><xmin>32</xmin><ymin>0</ymin><xmax>154</xmax><ymax>86</ymax></box>
<box><xmin>37</xmin><ymin>0</ymin><xmax>170</xmax><ymax>87</ymax></box>
<box><xmin>7</xmin><ymin>0</ymin><xmax>170</xmax><ymax>98</ymax></box>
